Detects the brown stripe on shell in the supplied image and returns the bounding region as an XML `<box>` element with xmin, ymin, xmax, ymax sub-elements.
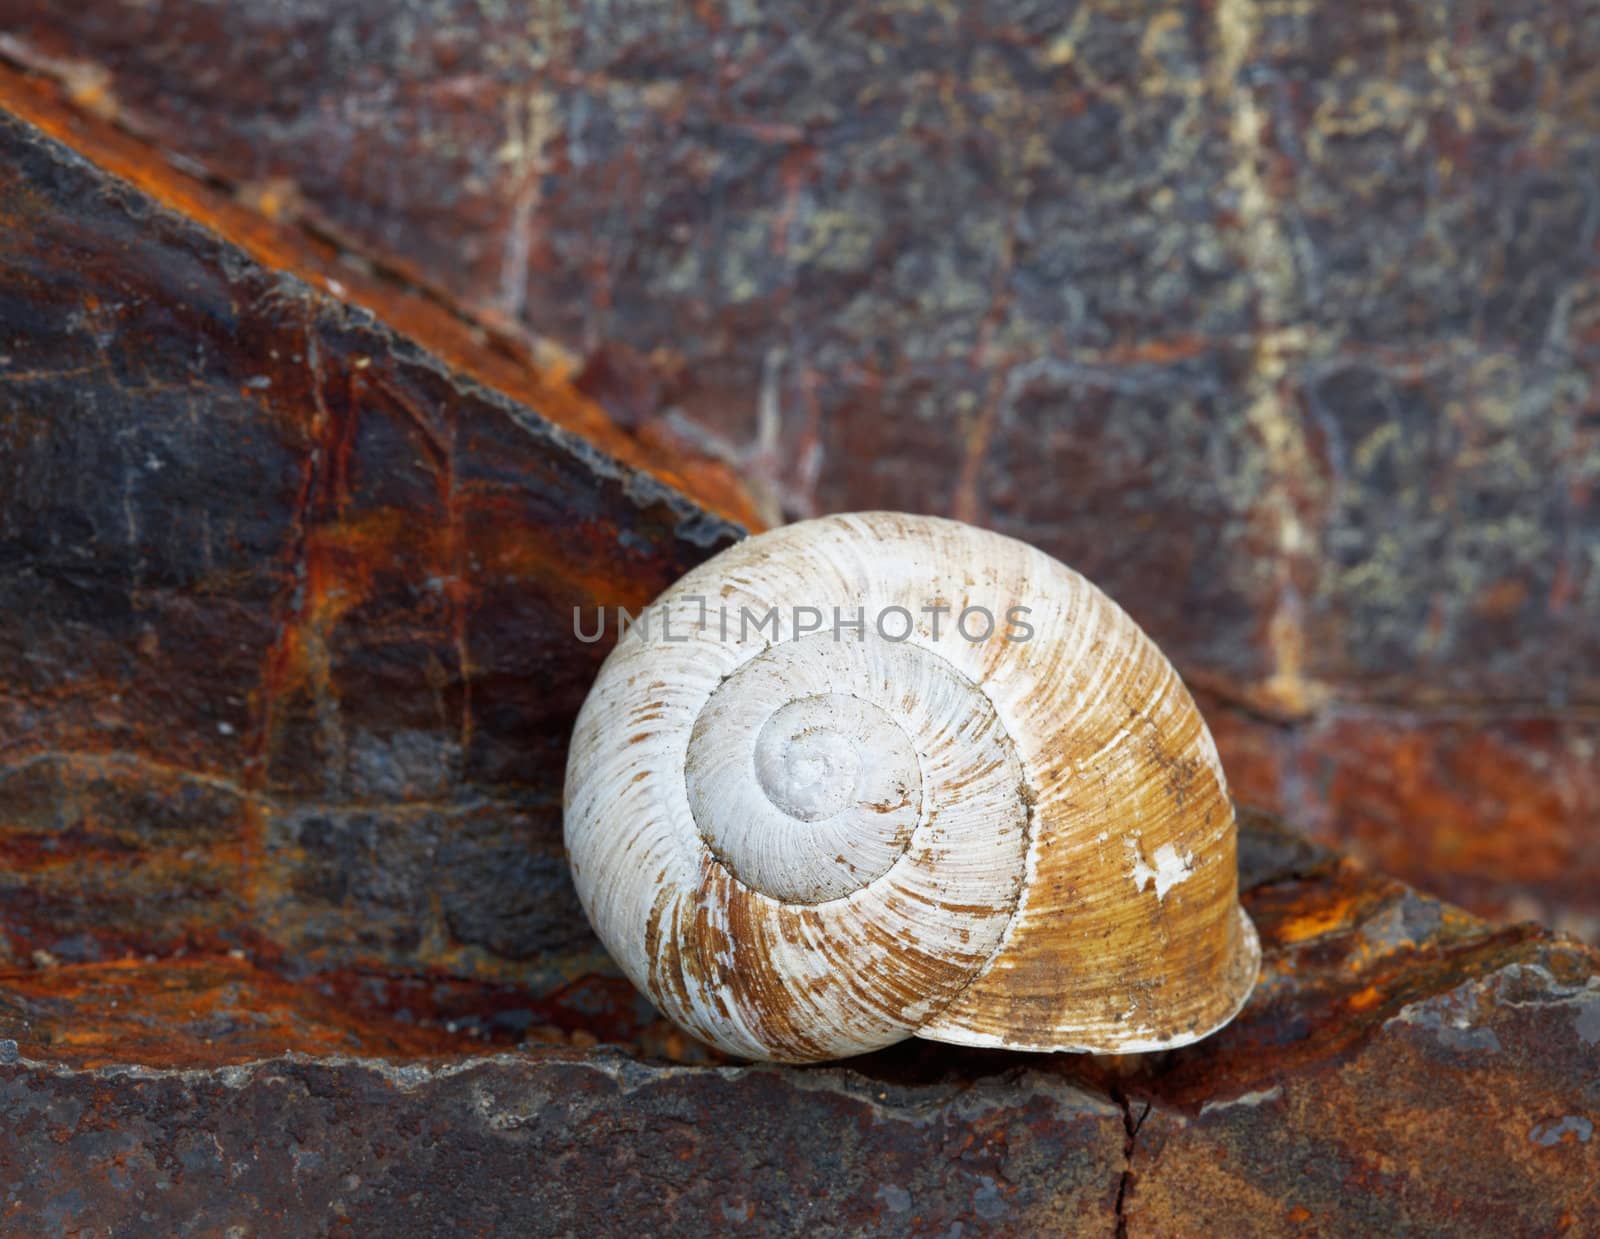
<box><xmin>567</xmin><ymin>512</ymin><xmax>1258</xmax><ymax>1062</ymax></box>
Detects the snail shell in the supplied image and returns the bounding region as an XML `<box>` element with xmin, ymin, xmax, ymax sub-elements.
<box><xmin>564</xmin><ymin>512</ymin><xmax>1259</xmax><ymax>1063</ymax></box>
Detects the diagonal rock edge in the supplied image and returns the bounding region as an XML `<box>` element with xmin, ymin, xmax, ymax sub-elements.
<box><xmin>0</xmin><ymin>90</ymin><xmax>751</xmax><ymax>1050</ymax></box>
<box><xmin>0</xmin><ymin>63</ymin><xmax>763</xmax><ymax>536</ymax></box>
<box><xmin>0</xmin><ymin>57</ymin><xmax>1596</xmax><ymax>1228</ymax></box>
<box><xmin>0</xmin><ymin>103</ymin><xmax>746</xmax><ymax>550</ymax></box>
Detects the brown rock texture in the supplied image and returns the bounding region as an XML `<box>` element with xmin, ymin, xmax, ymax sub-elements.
<box><xmin>0</xmin><ymin>0</ymin><xmax>1594</xmax><ymax>935</ymax></box>
<box><xmin>1</xmin><ymin>812</ymin><xmax>1596</xmax><ymax>1235</ymax></box>
<box><xmin>0</xmin><ymin>99</ymin><xmax>746</xmax><ymax>1041</ymax></box>
<box><xmin>1202</xmin><ymin>703</ymin><xmax>1600</xmax><ymax>942</ymax></box>
<box><xmin>0</xmin><ymin>57</ymin><xmax>1597</xmax><ymax>1233</ymax></box>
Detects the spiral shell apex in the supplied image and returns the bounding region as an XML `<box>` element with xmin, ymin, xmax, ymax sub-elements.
<box><xmin>563</xmin><ymin>512</ymin><xmax>1260</xmax><ymax>1063</ymax></box>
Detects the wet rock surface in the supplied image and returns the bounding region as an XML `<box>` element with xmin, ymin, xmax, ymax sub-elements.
<box><xmin>0</xmin><ymin>23</ymin><xmax>1597</xmax><ymax>1234</ymax></box>
<box><xmin>0</xmin><ymin>102</ymin><xmax>742</xmax><ymax>1039</ymax></box>
<box><xmin>1</xmin><ymin>811</ymin><xmax>1596</xmax><ymax>1235</ymax></box>
<box><xmin>1</xmin><ymin>0</ymin><xmax>1595</xmax><ymax>939</ymax></box>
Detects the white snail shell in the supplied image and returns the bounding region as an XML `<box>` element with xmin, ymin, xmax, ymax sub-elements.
<box><xmin>564</xmin><ymin>512</ymin><xmax>1260</xmax><ymax>1063</ymax></box>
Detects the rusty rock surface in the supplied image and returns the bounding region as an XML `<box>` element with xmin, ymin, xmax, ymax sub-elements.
<box><xmin>0</xmin><ymin>12</ymin><xmax>1598</xmax><ymax>1232</ymax></box>
<box><xmin>0</xmin><ymin>0</ymin><xmax>1595</xmax><ymax>938</ymax></box>
<box><xmin>1</xmin><ymin>812</ymin><xmax>1596</xmax><ymax>1235</ymax></box>
<box><xmin>0</xmin><ymin>102</ymin><xmax>745</xmax><ymax>1035</ymax></box>
<box><xmin>1201</xmin><ymin>696</ymin><xmax>1600</xmax><ymax>944</ymax></box>
<box><xmin>0</xmin><ymin>1054</ymin><xmax>1129</xmax><ymax>1235</ymax></box>
<box><xmin>0</xmin><ymin>0</ymin><xmax>1593</xmax><ymax>696</ymax></box>
<box><xmin>1103</xmin><ymin>813</ymin><xmax>1600</xmax><ymax>1236</ymax></box>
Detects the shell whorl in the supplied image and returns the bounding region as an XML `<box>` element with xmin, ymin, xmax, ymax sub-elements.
<box><xmin>564</xmin><ymin>512</ymin><xmax>1259</xmax><ymax>1062</ymax></box>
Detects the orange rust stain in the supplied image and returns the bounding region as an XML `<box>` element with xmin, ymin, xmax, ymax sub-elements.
<box><xmin>1472</xmin><ymin>577</ymin><xmax>1530</xmax><ymax>620</ymax></box>
<box><xmin>1271</xmin><ymin>897</ymin><xmax>1361</xmax><ymax>946</ymax></box>
<box><xmin>1310</xmin><ymin>718</ymin><xmax>1597</xmax><ymax>915</ymax></box>
<box><xmin>236</xmin><ymin>176</ymin><xmax>305</xmax><ymax>222</ymax></box>
<box><xmin>0</xmin><ymin>957</ymin><xmax>499</xmax><ymax>1068</ymax></box>
<box><xmin>457</xmin><ymin>495</ymin><xmax>663</xmax><ymax>610</ymax></box>
<box><xmin>260</xmin><ymin>508</ymin><xmax>450</xmax><ymax>702</ymax></box>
